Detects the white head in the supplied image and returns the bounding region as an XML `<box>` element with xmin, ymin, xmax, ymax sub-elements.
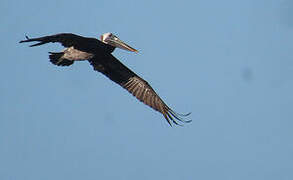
<box><xmin>100</xmin><ymin>32</ymin><xmax>138</xmax><ymax>52</ymax></box>
<box><xmin>100</xmin><ymin>32</ymin><xmax>113</xmax><ymax>44</ymax></box>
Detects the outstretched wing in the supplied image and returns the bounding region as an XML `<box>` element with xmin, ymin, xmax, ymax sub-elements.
<box><xmin>19</xmin><ymin>33</ymin><xmax>112</xmax><ymax>53</ymax></box>
<box><xmin>89</xmin><ymin>54</ymin><xmax>191</xmax><ymax>126</ymax></box>
<box><xmin>19</xmin><ymin>33</ymin><xmax>87</xmax><ymax>47</ymax></box>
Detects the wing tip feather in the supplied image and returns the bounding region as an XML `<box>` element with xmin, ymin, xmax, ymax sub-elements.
<box><xmin>164</xmin><ymin>107</ymin><xmax>192</xmax><ymax>127</ymax></box>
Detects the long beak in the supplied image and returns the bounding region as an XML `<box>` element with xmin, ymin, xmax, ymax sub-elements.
<box><xmin>108</xmin><ymin>36</ymin><xmax>138</xmax><ymax>53</ymax></box>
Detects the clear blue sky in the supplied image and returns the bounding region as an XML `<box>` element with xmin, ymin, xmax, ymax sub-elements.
<box><xmin>1</xmin><ymin>0</ymin><xmax>293</xmax><ymax>179</ymax></box>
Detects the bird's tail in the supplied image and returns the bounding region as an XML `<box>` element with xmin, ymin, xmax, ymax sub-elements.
<box><xmin>49</xmin><ymin>52</ymin><xmax>74</xmax><ymax>66</ymax></box>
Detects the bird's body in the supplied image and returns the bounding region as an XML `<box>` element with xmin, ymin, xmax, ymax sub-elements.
<box><xmin>61</xmin><ymin>46</ymin><xmax>94</xmax><ymax>61</ymax></box>
<box><xmin>19</xmin><ymin>33</ymin><xmax>191</xmax><ymax>126</ymax></box>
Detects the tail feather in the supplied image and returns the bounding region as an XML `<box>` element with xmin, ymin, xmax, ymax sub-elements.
<box><xmin>49</xmin><ymin>52</ymin><xmax>74</xmax><ymax>66</ymax></box>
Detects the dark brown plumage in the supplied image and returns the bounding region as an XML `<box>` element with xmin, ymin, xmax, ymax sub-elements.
<box><xmin>19</xmin><ymin>33</ymin><xmax>191</xmax><ymax>126</ymax></box>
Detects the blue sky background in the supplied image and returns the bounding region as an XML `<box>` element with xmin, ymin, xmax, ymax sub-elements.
<box><xmin>1</xmin><ymin>0</ymin><xmax>293</xmax><ymax>179</ymax></box>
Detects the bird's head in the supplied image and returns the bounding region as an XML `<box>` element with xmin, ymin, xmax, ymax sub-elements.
<box><xmin>100</xmin><ymin>32</ymin><xmax>138</xmax><ymax>53</ymax></box>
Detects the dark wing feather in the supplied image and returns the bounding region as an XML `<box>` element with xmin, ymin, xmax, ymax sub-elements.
<box><xmin>19</xmin><ymin>33</ymin><xmax>86</xmax><ymax>47</ymax></box>
<box><xmin>19</xmin><ymin>33</ymin><xmax>113</xmax><ymax>53</ymax></box>
<box><xmin>89</xmin><ymin>54</ymin><xmax>191</xmax><ymax>126</ymax></box>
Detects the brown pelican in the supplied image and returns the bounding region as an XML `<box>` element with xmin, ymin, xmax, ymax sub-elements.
<box><xmin>19</xmin><ymin>33</ymin><xmax>191</xmax><ymax>126</ymax></box>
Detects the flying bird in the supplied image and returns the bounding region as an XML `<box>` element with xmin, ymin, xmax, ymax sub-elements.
<box><xmin>19</xmin><ymin>33</ymin><xmax>191</xmax><ymax>126</ymax></box>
